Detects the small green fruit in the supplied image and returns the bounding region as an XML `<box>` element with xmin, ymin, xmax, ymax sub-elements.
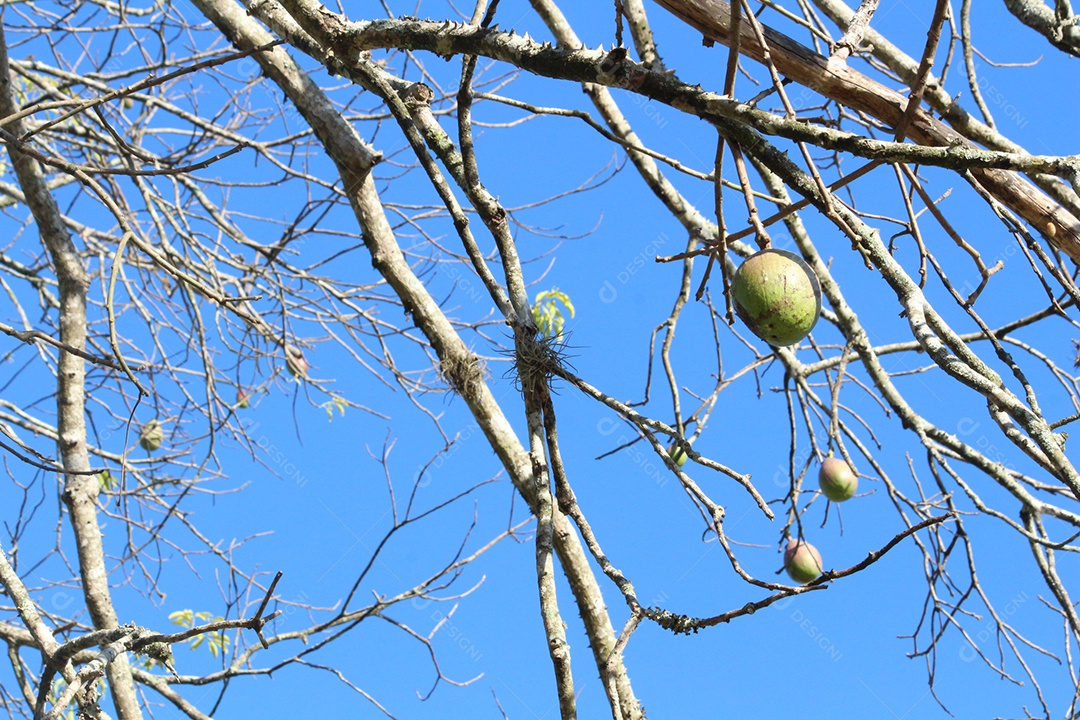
<box><xmin>784</xmin><ymin>538</ymin><xmax>823</xmax><ymax>584</ymax></box>
<box><xmin>139</xmin><ymin>420</ymin><xmax>163</xmax><ymax>452</ymax></box>
<box><xmin>667</xmin><ymin>443</ymin><xmax>689</xmax><ymax>468</ymax></box>
<box><xmin>285</xmin><ymin>344</ymin><xmax>309</xmax><ymax>379</ymax></box>
<box><xmin>731</xmin><ymin>249</ymin><xmax>821</xmax><ymax>346</ymax></box>
<box><xmin>237</xmin><ymin>389</ymin><xmax>250</xmax><ymax>409</ymax></box>
<box><xmin>818</xmin><ymin>457</ymin><xmax>858</xmax><ymax>502</ymax></box>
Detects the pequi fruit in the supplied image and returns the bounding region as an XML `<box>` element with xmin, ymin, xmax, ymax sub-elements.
<box><xmin>731</xmin><ymin>249</ymin><xmax>821</xmax><ymax>347</ymax></box>
<box><xmin>139</xmin><ymin>420</ymin><xmax>163</xmax><ymax>452</ymax></box>
<box><xmin>667</xmin><ymin>442</ymin><xmax>689</xmax><ymax>468</ymax></box>
<box><xmin>285</xmin><ymin>344</ymin><xmax>309</xmax><ymax>379</ymax></box>
<box><xmin>784</xmin><ymin>538</ymin><xmax>823</xmax><ymax>584</ymax></box>
<box><xmin>818</xmin><ymin>457</ymin><xmax>858</xmax><ymax>502</ymax></box>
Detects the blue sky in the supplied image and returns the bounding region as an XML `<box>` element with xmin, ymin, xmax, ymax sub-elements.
<box><xmin>2</xmin><ymin>0</ymin><xmax>1079</xmax><ymax>718</ymax></box>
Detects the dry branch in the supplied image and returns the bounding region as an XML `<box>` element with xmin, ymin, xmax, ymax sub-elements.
<box><xmin>651</xmin><ymin>0</ymin><xmax>1080</xmax><ymax>259</ymax></box>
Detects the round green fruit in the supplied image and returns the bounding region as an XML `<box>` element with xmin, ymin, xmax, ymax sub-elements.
<box><xmin>784</xmin><ymin>538</ymin><xmax>823</xmax><ymax>584</ymax></box>
<box><xmin>285</xmin><ymin>344</ymin><xmax>309</xmax><ymax>378</ymax></box>
<box><xmin>818</xmin><ymin>457</ymin><xmax>858</xmax><ymax>502</ymax></box>
<box><xmin>667</xmin><ymin>443</ymin><xmax>689</xmax><ymax>468</ymax></box>
<box><xmin>731</xmin><ymin>249</ymin><xmax>821</xmax><ymax>347</ymax></box>
<box><xmin>139</xmin><ymin>420</ymin><xmax>163</xmax><ymax>453</ymax></box>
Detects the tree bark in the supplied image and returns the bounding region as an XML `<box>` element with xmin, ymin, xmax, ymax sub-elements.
<box><xmin>651</xmin><ymin>0</ymin><xmax>1080</xmax><ymax>260</ymax></box>
<box><xmin>191</xmin><ymin>1</ymin><xmax>645</xmax><ymax>716</ymax></box>
<box><xmin>1001</xmin><ymin>0</ymin><xmax>1080</xmax><ymax>57</ymax></box>
<box><xmin>0</xmin><ymin>26</ymin><xmax>143</xmax><ymax>720</ymax></box>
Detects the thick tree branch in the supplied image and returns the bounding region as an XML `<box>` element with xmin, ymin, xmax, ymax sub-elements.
<box><xmin>195</xmin><ymin>1</ymin><xmax>647</xmax><ymax>716</ymax></box>
<box><xmin>277</xmin><ymin>6</ymin><xmax>1080</xmax><ymax>260</ymax></box>
<box><xmin>0</xmin><ymin>26</ymin><xmax>143</xmax><ymax>720</ymax></box>
<box><xmin>1001</xmin><ymin>0</ymin><xmax>1080</xmax><ymax>57</ymax></box>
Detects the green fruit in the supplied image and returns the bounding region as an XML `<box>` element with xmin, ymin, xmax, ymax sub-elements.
<box><xmin>237</xmin><ymin>389</ymin><xmax>250</xmax><ymax>409</ymax></box>
<box><xmin>285</xmin><ymin>344</ymin><xmax>309</xmax><ymax>378</ymax></box>
<box><xmin>731</xmin><ymin>249</ymin><xmax>821</xmax><ymax>346</ymax></box>
<box><xmin>818</xmin><ymin>457</ymin><xmax>858</xmax><ymax>502</ymax></box>
<box><xmin>667</xmin><ymin>443</ymin><xmax>689</xmax><ymax>468</ymax></box>
<box><xmin>784</xmin><ymin>538</ymin><xmax>823</xmax><ymax>584</ymax></box>
<box><xmin>139</xmin><ymin>420</ymin><xmax>163</xmax><ymax>452</ymax></box>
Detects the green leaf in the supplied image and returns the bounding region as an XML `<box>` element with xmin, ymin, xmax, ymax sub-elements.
<box><xmin>531</xmin><ymin>289</ymin><xmax>575</xmax><ymax>339</ymax></box>
<box><xmin>321</xmin><ymin>395</ymin><xmax>347</xmax><ymax>421</ymax></box>
<box><xmin>168</xmin><ymin>609</ymin><xmax>229</xmax><ymax>658</ymax></box>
